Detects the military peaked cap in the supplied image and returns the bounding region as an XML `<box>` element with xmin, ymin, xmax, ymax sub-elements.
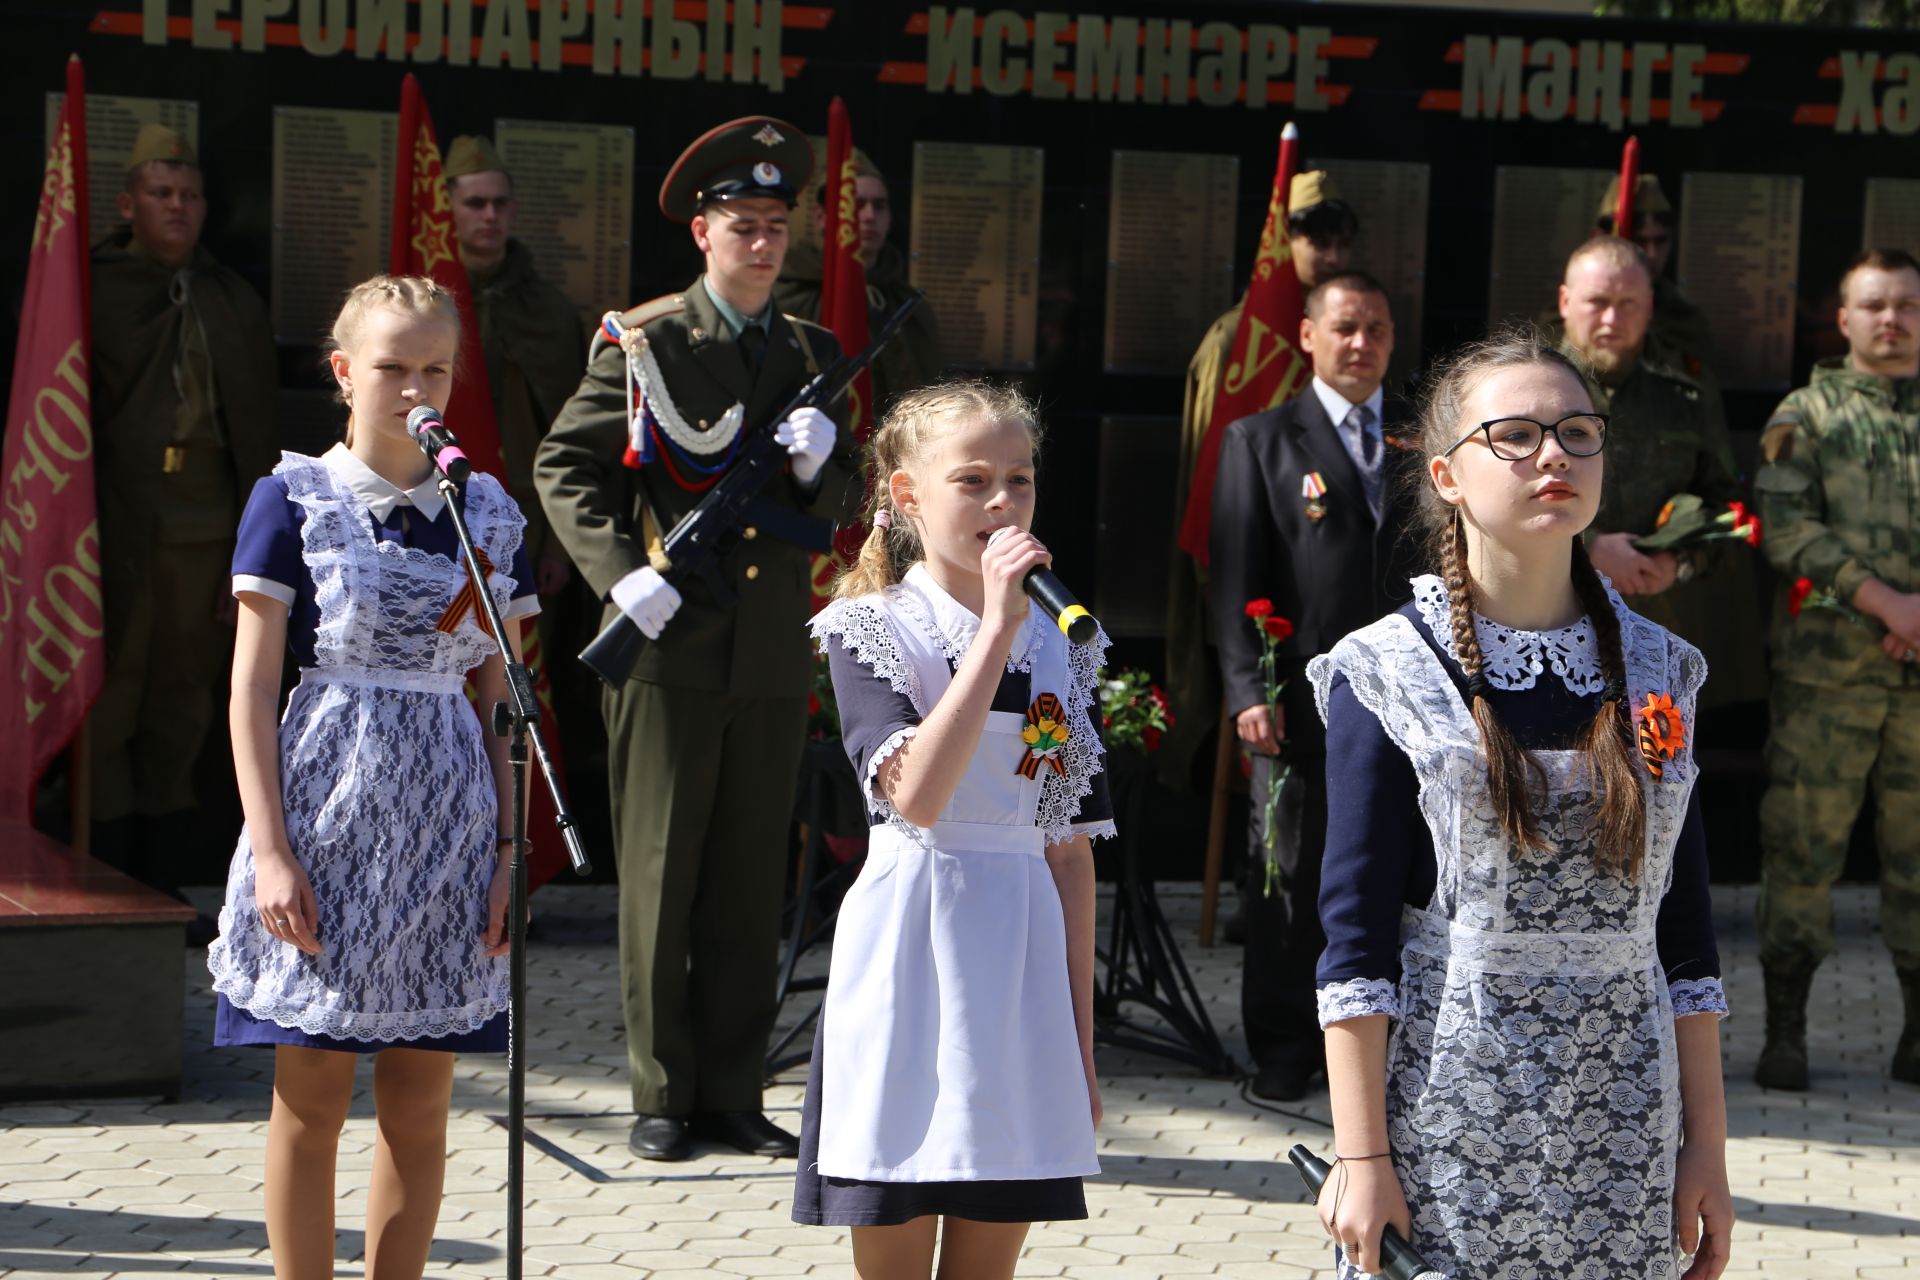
<box><xmin>659</xmin><ymin>116</ymin><xmax>812</xmax><ymax>223</ymax></box>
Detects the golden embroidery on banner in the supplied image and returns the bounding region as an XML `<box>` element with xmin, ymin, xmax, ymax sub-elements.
<box><xmin>32</xmin><ymin>122</ymin><xmax>75</xmax><ymax>255</ymax></box>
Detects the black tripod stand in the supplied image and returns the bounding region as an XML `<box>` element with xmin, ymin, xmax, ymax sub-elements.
<box><xmin>438</xmin><ymin>471</ymin><xmax>591</xmax><ymax>1280</ymax></box>
<box><xmin>1092</xmin><ymin>756</ymin><xmax>1234</xmax><ymax>1076</ymax></box>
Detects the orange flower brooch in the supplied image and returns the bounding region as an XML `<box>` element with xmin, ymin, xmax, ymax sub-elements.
<box><xmin>1017</xmin><ymin>693</ymin><xmax>1071</xmax><ymax>778</ymax></box>
<box><xmin>1631</xmin><ymin>692</ymin><xmax>1686</xmax><ymax>778</ymax></box>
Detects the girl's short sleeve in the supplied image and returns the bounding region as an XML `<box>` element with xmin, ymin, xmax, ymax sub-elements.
<box><xmin>232</xmin><ymin>475</ymin><xmax>300</xmax><ymax>608</ymax></box>
<box><xmin>826</xmin><ymin>632</ymin><xmax>922</xmax><ymax>818</ymax></box>
<box><xmin>504</xmin><ymin>535</ymin><xmax>540</xmax><ymax>622</ymax></box>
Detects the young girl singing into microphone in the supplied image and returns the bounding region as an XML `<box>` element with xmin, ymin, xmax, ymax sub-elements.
<box><xmin>1309</xmin><ymin>329</ymin><xmax>1733</xmax><ymax>1280</ymax></box>
<box><xmin>793</xmin><ymin>381</ymin><xmax>1110</xmax><ymax>1279</ymax></box>
<box><xmin>207</xmin><ymin>275</ymin><xmax>538</xmax><ymax>1280</ymax></box>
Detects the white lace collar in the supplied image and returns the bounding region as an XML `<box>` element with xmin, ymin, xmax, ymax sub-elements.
<box><xmin>1411</xmin><ymin>574</ymin><xmax>1607</xmax><ymax>696</ymax></box>
<box><xmin>902</xmin><ymin>563</ymin><xmax>1039</xmax><ymax>671</ymax></box>
<box><xmin>322</xmin><ymin>442</ymin><xmax>446</xmax><ymax>522</ymax></box>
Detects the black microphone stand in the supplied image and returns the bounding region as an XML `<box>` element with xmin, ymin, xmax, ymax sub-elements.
<box><xmin>434</xmin><ymin>468</ymin><xmax>591</xmax><ymax>1280</ymax></box>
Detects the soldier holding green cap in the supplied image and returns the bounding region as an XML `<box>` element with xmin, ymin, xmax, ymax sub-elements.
<box><xmin>536</xmin><ymin>117</ymin><xmax>852</xmax><ymax>1163</ymax></box>
<box><xmin>89</xmin><ymin>122</ymin><xmax>278</xmax><ymax>939</ymax></box>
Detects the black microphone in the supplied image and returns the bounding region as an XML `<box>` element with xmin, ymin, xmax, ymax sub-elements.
<box><xmin>1287</xmin><ymin>1145</ymin><xmax>1446</xmax><ymax>1280</ymax></box>
<box><xmin>987</xmin><ymin>527</ymin><xmax>1098</xmax><ymax>646</ymax></box>
<box><xmin>406</xmin><ymin>404</ymin><xmax>472</xmax><ymax>483</ymax></box>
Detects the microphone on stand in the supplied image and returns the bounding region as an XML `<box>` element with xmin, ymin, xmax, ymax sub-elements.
<box><xmin>986</xmin><ymin>526</ymin><xmax>1098</xmax><ymax>645</ymax></box>
<box><xmin>406</xmin><ymin>404</ymin><xmax>472</xmax><ymax>483</ymax></box>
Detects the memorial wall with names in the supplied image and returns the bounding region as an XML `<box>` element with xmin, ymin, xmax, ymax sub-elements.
<box><xmin>1319</xmin><ymin>158</ymin><xmax>1431</xmax><ymax>387</ymax></box>
<box><xmin>909</xmin><ymin>142</ymin><xmax>1043</xmax><ymax>371</ymax></box>
<box><xmin>1864</xmin><ymin>179</ymin><xmax>1920</xmax><ymax>258</ymax></box>
<box><xmin>1677</xmin><ymin>172</ymin><xmax>1802</xmax><ymax>390</ymax></box>
<box><xmin>269</xmin><ymin>106</ymin><xmax>396</xmax><ymax>344</ymax></box>
<box><xmin>1102</xmin><ymin>151</ymin><xmax>1238</xmax><ymax>376</ymax></box>
<box><xmin>494</xmin><ymin>118</ymin><xmax>635</xmax><ymax>325</ymax></box>
<box><xmin>45</xmin><ymin>92</ymin><xmax>199</xmax><ymax>246</ymax></box>
<box><xmin>1487</xmin><ymin>166</ymin><xmax>1615</xmax><ymax>331</ymax></box>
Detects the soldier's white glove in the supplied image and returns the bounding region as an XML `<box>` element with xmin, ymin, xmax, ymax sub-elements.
<box><xmin>775</xmin><ymin>406</ymin><xmax>836</xmax><ymax>485</ymax></box>
<box><xmin>611</xmin><ymin>566</ymin><xmax>682</xmax><ymax>640</ymax></box>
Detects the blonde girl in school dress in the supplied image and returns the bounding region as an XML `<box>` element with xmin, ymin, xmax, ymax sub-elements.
<box><xmin>1309</xmin><ymin>329</ymin><xmax>1733</xmax><ymax>1279</ymax></box>
<box><xmin>207</xmin><ymin>275</ymin><xmax>538</xmax><ymax>1280</ymax></box>
<box><xmin>793</xmin><ymin>381</ymin><xmax>1111</xmax><ymax>1279</ymax></box>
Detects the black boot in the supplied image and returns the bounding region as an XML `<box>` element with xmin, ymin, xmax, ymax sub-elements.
<box><xmin>1894</xmin><ymin>967</ymin><xmax>1920</xmax><ymax>1086</ymax></box>
<box><xmin>1754</xmin><ymin>963</ymin><xmax>1814</xmax><ymax>1091</ymax></box>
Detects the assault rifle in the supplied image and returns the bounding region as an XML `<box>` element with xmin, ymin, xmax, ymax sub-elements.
<box><xmin>579</xmin><ymin>291</ymin><xmax>924</xmax><ymax>688</ymax></box>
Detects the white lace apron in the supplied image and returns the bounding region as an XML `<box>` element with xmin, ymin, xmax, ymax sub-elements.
<box><xmin>809</xmin><ymin>568</ymin><xmax>1107</xmax><ymax>1181</ymax></box>
<box><xmin>1308</xmin><ymin>588</ymin><xmax>1707</xmax><ymax>1280</ymax></box>
<box><xmin>207</xmin><ymin>453</ymin><xmax>519</xmax><ymax>1041</ymax></box>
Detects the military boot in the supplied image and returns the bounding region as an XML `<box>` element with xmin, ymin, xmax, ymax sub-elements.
<box><xmin>1894</xmin><ymin>967</ymin><xmax>1920</xmax><ymax>1086</ymax></box>
<box><xmin>1754</xmin><ymin>963</ymin><xmax>1814</xmax><ymax>1091</ymax></box>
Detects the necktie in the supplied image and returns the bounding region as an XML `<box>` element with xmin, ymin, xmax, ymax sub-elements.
<box><xmin>737</xmin><ymin>323</ymin><xmax>767</xmax><ymax>375</ymax></box>
<box><xmin>1348</xmin><ymin>404</ymin><xmax>1383</xmax><ymax>516</ymax></box>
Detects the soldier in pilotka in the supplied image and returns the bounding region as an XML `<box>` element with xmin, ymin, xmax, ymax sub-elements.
<box><xmin>1752</xmin><ymin>247</ymin><xmax>1920</xmax><ymax>1091</ymax></box>
<box><xmin>536</xmin><ymin>117</ymin><xmax>853</xmax><ymax>1162</ymax></box>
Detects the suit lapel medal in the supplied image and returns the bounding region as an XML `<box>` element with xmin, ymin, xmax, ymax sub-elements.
<box><xmin>1302</xmin><ymin>471</ymin><xmax>1328</xmax><ymax>524</ymax></box>
<box><xmin>1016</xmin><ymin>693</ymin><xmax>1071</xmax><ymax>778</ymax></box>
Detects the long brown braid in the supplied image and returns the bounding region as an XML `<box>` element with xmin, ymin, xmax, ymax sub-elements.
<box><xmin>1415</xmin><ymin>326</ymin><xmax>1646</xmax><ymax>877</ymax></box>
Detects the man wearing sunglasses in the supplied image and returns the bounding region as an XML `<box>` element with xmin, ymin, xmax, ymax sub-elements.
<box><xmin>1556</xmin><ymin>236</ymin><xmax>1762</xmax><ymax>709</ymax></box>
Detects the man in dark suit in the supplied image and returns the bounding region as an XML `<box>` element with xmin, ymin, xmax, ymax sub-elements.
<box><xmin>1209</xmin><ymin>271</ymin><xmax>1418</xmax><ymax>1100</ymax></box>
<box><xmin>536</xmin><ymin>117</ymin><xmax>853</xmax><ymax>1162</ymax></box>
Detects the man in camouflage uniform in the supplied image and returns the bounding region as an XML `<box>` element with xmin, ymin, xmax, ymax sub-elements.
<box><xmin>91</xmin><ymin>124</ymin><xmax>278</xmax><ymax>936</ymax></box>
<box><xmin>1594</xmin><ymin>173</ymin><xmax>1715</xmax><ymax>379</ymax></box>
<box><xmin>536</xmin><ymin>118</ymin><xmax>852</xmax><ymax>1161</ymax></box>
<box><xmin>1752</xmin><ymin>248</ymin><xmax>1920</xmax><ymax>1090</ymax></box>
<box><xmin>1558</xmin><ymin>235</ymin><xmax>1766</xmax><ymax>710</ymax></box>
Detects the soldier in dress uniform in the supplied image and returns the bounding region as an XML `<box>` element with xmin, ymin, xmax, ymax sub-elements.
<box><xmin>90</xmin><ymin>123</ymin><xmax>278</xmax><ymax>939</ymax></box>
<box><xmin>445</xmin><ymin>135</ymin><xmax>588</xmax><ymax>603</ymax></box>
<box><xmin>1594</xmin><ymin>173</ymin><xmax>1715</xmax><ymax>379</ymax></box>
<box><xmin>1163</xmin><ymin>171</ymin><xmax>1357</xmax><ymax>793</ymax></box>
<box><xmin>1557</xmin><ymin>235</ymin><xmax>1767</xmax><ymax>712</ymax></box>
<box><xmin>535</xmin><ymin>118</ymin><xmax>853</xmax><ymax>1162</ymax></box>
<box><xmin>775</xmin><ymin>145</ymin><xmax>943</xmax><ymax>415</ymax></box>
<box><xmin>1752</xmin><ymin>248</ymin><xmax>1920</xmax><ymax>1090</ymax></box>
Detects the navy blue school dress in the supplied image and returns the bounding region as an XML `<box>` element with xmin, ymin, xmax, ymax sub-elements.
<box><xmin>207</xmin><ymin>446</ymin><xmax>539</xmax><ymax>1054</ymax></box>
<box><xmin>1311</xmin><ymin>577</ymin><xmax>1727</xmax><ymax>1280</ymax></box>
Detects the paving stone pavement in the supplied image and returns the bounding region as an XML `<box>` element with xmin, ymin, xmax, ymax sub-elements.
<box><xmin>3</xmin><ymin>883</ymin><xmax>1916</xmax><ymax>1278</ymax></box>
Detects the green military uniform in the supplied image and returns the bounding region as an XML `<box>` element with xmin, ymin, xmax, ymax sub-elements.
<box><xmin>1568</xmin><ymin>339</ymin><xmax>1768</xmax><ymax>710</ymax></box>
<box><xmin>775</xmin><ymin>237</ymin><xmax>942</xmax><ymax>417</ymax></box>
<box><xmin>89</xmin><ymin>224</ymin><xmax>277</xmax><ymax>830</ymax></box>
<box><xmin>1753</xmin><ymin>358</ymin><xmax>1920</xmax><ymax>976</ymax></box>
<box><xmin>535</xmin><ymin>118</ymin><xmax>853</xmax><ymax>1120</ymax></box>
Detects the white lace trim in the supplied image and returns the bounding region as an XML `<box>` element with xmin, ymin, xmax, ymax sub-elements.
<box><xmin>897</xmin><ymin>563</ymin><xmax>1040</xmax><ymax>673</ymax></box>
<box><xmin>1317</xmin><ymin>977</ymin><xmax>1400</xmax><ymax>1026</ymax></box>
<box><xmin>1062</xmin><ymin>819</ymin><xmax>1118</xmax><ymax>845</ymax></box>
<box><xmin>1669</xmin><ymin>977</ymin><xmax>1729</xmax><ymax>1020</ymax></box>
<box><xmin>812</xmin><ymin>598</ymin><xmax>920</xmax><ymax>706</ymax></box>
<box><xmin>1411</xmin><ymin>573</ymin><xmax>1607</xmax><ymax>696</ymax></box>
<box><xmin>862</xmin><ymin>726</ymin><xmax>918</xmax><ymax>820</ymax></box>
<box><xmin>1041</xmin><ymin>619</ymin><xmax>1112</xmax><ymax>844</ymax></box>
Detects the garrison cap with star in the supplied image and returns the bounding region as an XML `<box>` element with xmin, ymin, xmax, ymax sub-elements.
<box><xmin>658</xmin><ymin>116</ymin><xmax>813</xmax><ymax>223</ymax></box>
<box><xmin>445</xmin><ymin>134</ymin><xmax>509</xmax><ymax>181</ymax></box>
<box><xmin>1598</xmin><ymin>173</ymin><xmax>1673</xmax><ymax>223</ymax></box>
<box><xmin>127</xmin><ymin>122</ymin><xmax>197</xmax><ymax>174</ymax></box>
<box><xmin>1289</xmin><ymin>170</ymin><xmax>1339</xmax><ymax>215</ymax></box>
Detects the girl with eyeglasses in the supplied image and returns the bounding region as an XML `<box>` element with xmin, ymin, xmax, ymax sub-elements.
<box><xmin>1306</xmin><ymin>328</ymin><xmax>1733</xmax><ymax>1280</ymax></box>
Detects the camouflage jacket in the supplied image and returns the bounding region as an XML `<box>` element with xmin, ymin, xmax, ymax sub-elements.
<box><xmin>1755</xmin><ymin>358</ymin><xmax>1920</xmax><ymax>687</ymax></box>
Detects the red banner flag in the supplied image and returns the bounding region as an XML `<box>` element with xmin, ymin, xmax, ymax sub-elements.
<box><xmin>814</xmin><ymin>96</ymin><xmax>878</xmax><ymax>599</ymax></box>
<box><xmin>390</xmin><ymin>74</ymin><xmax>571</xmax><ymax>889</ymax></box>
<box><xmin>1614</xmin><ymin>135</ymin><xmax>1641</xmax><ymax>237</ymax></box>
<box><xmin>1177</xmin><ymin>123</ymin><xmax>1311</xmax><ymax>566</ymax></box>
<box><xmin>0</xmin><ymin>56</ymin><xmax>102</xmax><ymax>822</ymax></box>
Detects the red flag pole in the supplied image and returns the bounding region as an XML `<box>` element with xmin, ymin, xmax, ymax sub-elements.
<box><xmin>66</xmin><ymin>53</ymin><xmax>93</xmax><ymax>852</ymax></box>
<box><xmin>391</xmin><ymin>74</ymin><xmax>423</xmax><ymax>275</ymax></box>
<box><xmin>1615</xmin><ymin>136</ymin><xmax>1640</xmax><ymax>238</ymax></box>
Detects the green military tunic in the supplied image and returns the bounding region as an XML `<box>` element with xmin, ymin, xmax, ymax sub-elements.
<box><xmin>470</xmin><ymin>237</ymin><xmax>588</xmax><ymax>562</ymax></box>
<box><xmin>89</xmin><ymin>230</ymin><xmax>278</xmax><ymax>821</ymax></box>
<box><xmin>1570</xmin><ymin>339</ymin><xmax>1768</xmax><ymax>711</ymax></box>
<box><xmin>535</xmin><ymin>276</ymin><xmax>852</xmax><ymax>1116</ymax></box>
<box><xmin>1753</xmin><ymin>358</ymin><xmax>1920</xmax><ymax>972</ymax></box>
<box><xmin>774</xmin><ymin>238</ymin><xmax>943</xmax><ymax>418</ymax></box>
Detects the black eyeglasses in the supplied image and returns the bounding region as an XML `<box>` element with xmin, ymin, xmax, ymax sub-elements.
<box><xmin>1443</xmin><ymin>413</ymin><xmax>1609</xmax><ymax>462</ymax></box>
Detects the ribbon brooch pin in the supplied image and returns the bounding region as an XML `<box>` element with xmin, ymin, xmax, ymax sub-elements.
<box><xmin>1016</xmin><ymin>693</ymin><xmax>1071</xmax><ymax>778</ymax></box>
<box><xmin>1631</xmin><ymin>691</ymin><xmax>1686</xmax><ymax>779</ymax></box>
<box><xmin>1302</xmin><ymin>471</ymin><xmax>1328</xmax><ymax>524</ymax></box>
<box><xmin>436</xmin><ymin>547</ymin><xmax>496</xmax><ymax>640</ymax></box>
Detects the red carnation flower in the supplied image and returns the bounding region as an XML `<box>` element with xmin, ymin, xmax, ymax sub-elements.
<box><xmin>1740</xmin><ymin>515</ymin><xmax>1763</xmax><ymax>547</ymax></box>
<box><xmin>1244</xmin><ymin>598</ymin><xmax>1274</xmax><ymax>619</ymax></box>
<box><xmin>1788</xmin><ymin>576</ymin><xmax>1814</xmax><ymax>618</ymax></box>
<box><xmin>1263</xmin><ymin>615</ymin><xmax>1295</xmax><ymax>643</ymax></box>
